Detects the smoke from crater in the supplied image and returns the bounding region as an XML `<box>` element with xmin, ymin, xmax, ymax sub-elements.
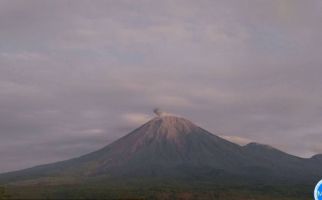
<box><xmin>153</xmin><ymin>108</ymin><xmax>173</xmax><ymax>117</ymax></box>
<box><xmin>153</xmin><ymin>108</ymin><xmax>163</xmax><ymax>116</ymax></box>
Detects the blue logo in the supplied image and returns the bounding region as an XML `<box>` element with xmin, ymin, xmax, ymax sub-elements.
<box><xmin>315</xmin><ymin>180</ymin><xmax>322</xmax><ymax>200</ymax></box>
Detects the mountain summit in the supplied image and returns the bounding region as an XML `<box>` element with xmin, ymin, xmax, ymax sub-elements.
<box><xmin>79</xmin><ymin>114</ymin><xmax>250</xmax><ymax>177</ymax></box>
<box><xmin>133</xmin><ymin>115</ymin><xmax>196</xmax><ymax>141</ymax></box>
<box><xmin>0</xmin><ymin>114</ymin><xmax>321</xmax><ymax>184</ymax></box>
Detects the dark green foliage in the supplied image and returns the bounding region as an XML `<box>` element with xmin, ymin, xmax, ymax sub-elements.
<box><xmin>0</xmin><ymin>186</ymin><xmax>10</xmax><ymax>200</ymax></box>
<box><xmin>4</xmin><ymin>180</ymin><xmax>314</xmax><ymax>200</ymax></box>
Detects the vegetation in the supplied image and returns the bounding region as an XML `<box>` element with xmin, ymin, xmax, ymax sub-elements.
<box><xmin>0</xmin><ymin>186</ymin><xmax>10</xmax><ymax>200</ymax></box>
<box><xmin>3</xmin><ymin>181</ymin><xmax>314</xmax><ymax>200</ymax></box>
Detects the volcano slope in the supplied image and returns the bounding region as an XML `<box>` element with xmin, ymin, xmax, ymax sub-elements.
<box><xmin>0</xmin><ymin>115</ymin><xmax>321</xmax><ymax>199</ymax></box>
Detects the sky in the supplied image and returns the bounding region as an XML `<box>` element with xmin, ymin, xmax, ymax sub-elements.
<box><xmin>1</xmin><ymin>0</ymin><xmax>322</xmax><ymax>173</ymax></box>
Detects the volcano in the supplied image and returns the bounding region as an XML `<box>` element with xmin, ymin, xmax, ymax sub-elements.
<box><xmin>0</xmin><ymin>114</ymin><xmax>321</xmax><ymax>184</ymax></box>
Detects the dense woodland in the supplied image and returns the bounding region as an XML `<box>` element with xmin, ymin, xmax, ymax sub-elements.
<box><xmin>0</xmin><ymin>183</ymin><xmax>314</xmax><ymax>200</ymax></box>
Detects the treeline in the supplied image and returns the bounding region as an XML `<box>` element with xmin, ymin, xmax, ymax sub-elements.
<box><xmin>0</xmin><ymin>182</ymin><xmax>314</xmax><ymax>200</ymax></box>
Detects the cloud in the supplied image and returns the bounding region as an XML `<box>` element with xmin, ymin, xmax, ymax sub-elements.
<box><xmin>122</xmin><ymin>113</ymin><xmax>152</xmax><ymax>125</ymax></box>
<box><xmin>220</xmin><ymin>135</ymin><xmax>253</xmax><ymax>146</ymax></box>
<box><xmin>0</xmin><ymin>51</ymin><xmax>49</xmax><ymax>62</ymax></box>
<box><xmin>0</xmin><ymin>0</ymin><xmax>322</xmax><ymax>172</ymax></box>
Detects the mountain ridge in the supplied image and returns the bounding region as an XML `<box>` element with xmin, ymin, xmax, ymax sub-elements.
<box><xmin>0</xmin><ymin>115</ymin><xmax>321</xmax><ymax>185</ymax></box>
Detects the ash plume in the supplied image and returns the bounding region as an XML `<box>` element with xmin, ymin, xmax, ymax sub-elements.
<box><xmin>153</xmin><ymin>108</ymin><xmax>173</xmax><ymax>117</ymax></box>
<box><xmin>153</xmin><ymin>108</ymin><xmax>163</xmax><ymax>117</ymax></box>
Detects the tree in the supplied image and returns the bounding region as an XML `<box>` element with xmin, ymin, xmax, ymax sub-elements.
<box><xmin>0</xmin><ymin>186</ymin><xmax>10</xmax><ymax>200</ymax></box>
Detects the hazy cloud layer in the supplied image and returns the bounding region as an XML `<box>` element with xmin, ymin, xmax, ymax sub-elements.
<box><xmin>1</xmin><ymin>0</ymin><xmax>322</xmax><ymax>172</ymax></box>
